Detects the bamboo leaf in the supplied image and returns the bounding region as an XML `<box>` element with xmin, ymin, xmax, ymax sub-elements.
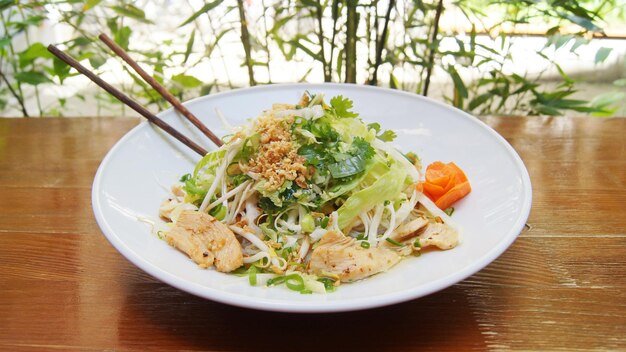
<box><xmin>468</xmin><ymin>93</ymin><xmax>492</xmax><ymax>111</ymax></box>
<box><xmin>0</xmin><ymin>0</ymin><xmax>13</xmax><ymax>11</ymax></box>
<box><xmin>562</xmin><ymin>13</ymin><xmax>601</xmax><ymax>32</ymax></box>
<box><xmin>389</xmin><ymin>72</ymin><xmax>399</xmax><ymax>89</ymax></box>
<box><xmin>183</xmin><ymin>31</ymin><xmax>195</xmax><ymax>64</ymax></box>
<box><xmin>110</xmin><ymin>5</ymin><xmax>152</xmax><ymax>23</ymax></box>
<box><xmin>446</xmin><ymin>65</ymin><xmax>468</xmax><ymax>109</ymax></box>
<box><xmin>83</xmin><ymin>0</ymin><xmax>102</xmax><ymax>11</ymax></box>
<box><xmin>179</xmin><ymin>0</ymin><xmax>223</xmax><ymax>27</ymax></box>
<box><xmin>594</xmin><ymin>47</ymin><xmax>612</xmax><ymax>64</ymax></box>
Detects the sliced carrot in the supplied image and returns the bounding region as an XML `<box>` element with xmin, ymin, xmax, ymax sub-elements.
<box><xmin>421</xmin><ymin>161</ymin><xmax>472</xmax><ymax>210</ymax></box>
<box><xmin>422</xmin><ymin>181</ymin><xmax>447</xmax><ymax>197</ymax></box>
<box><xmin>435</xmin><ymin>181</ymin><xmax>471</xmax><ymax>210</ymax></box>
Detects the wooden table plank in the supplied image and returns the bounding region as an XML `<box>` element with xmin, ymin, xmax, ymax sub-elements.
<box><xmin>0</xmin><ymin>116</ymin><xmax>625</xmax><ymax>351</ymax></box>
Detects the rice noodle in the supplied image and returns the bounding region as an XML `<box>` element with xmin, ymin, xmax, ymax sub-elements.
<box><xmin>230</xmin><ymin>225</ymin><xmax>270</xmax><ymax>252</ymax></box>
<box><xmin>199</xmin><ymin>139</ymin><xmax>243</xmax><ymax>212</ymax></box>
<box><xmin>207</xmin><ymin>180</ymin><xmax>251</xmax><ymax>210</ymax></box>
<box><xmin>298</xmin><ymin>236</ymin><xmax>310</xmax><ymax>262</ymax></box>
<box><xmin>380</xmin><ymin>202</ymin><xmax>396</xmax><ymax>242</ymax></box>
<box><xmin>368</xmin><ymin>204</ymin><xmax>384</xmax><ymax>246</ymax></box>
<box><xmin>394</xmin><ymin>189</ymin><xmax>418</xmax><ymax>229</ymax></box>
<box><xmin>243</xmin><ymin>251</ymin><xmax>270</xmax><ymax>264</ymax></box>
<box><xmin>416</xmin><ymin>192</ymin><xmax>459</xmax><ymax>231</ymax></box>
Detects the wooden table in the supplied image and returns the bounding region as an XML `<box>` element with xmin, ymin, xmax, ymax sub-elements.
<box><xmin>0</xmin><ymin>116</ymin><xmax>624</xmax><ymax>351</ymax></box>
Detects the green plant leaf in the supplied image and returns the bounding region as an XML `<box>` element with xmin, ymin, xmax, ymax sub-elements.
<box><xmin>53</xmin><ymin>57</ymin><xmax>71</xmax><ymax>84</ymax></box>
<box><xmin>0</xmin><ymin>36</ymin><xmax>11</xmax><ymax>49</ymax></box>
<box><xmin>114</xmin><ymin>26</ymin><xmax>132</xmax><ymax>50</ymax></box>
<box><xmin>179</xmin><ymin>0</ymin><xmax>223</xmax><ymax>27</ymax></box>
<box><xmin>0</xmin><ymin>0</ymin><xmax>13</xmax><ymax>11</ymax></box>
<box><xmin>110</xmin><ymin>5</ymin><xmax>152</xmax><ymax>23</ymax></box>
<box><xmin>389</xmin><ymin>72</ymin><xmax>399</xmax><ymax>89</ymax></box>
<box><xmin>563</xmin><ymin>13</ymin><xmax>601</xmax><ymax>32</ymax></box>
<box><xmin>83</xmin><ymin>0</ymin><xmax>102</xmax><ymax>11</ymax></box>
<box><xmin>89</xmin><ymin>55</ymin><xmax>106</xmax><ymax>69</ymax></box>
<box><xmin>14</xmin><ymin>71</ymin><xmax>53</xmax><ymax>85</ymax></box>
<box><xmin>19</xmin><ymin>42</ymin><xmax>53</xmax><ymax>67</ymax></box>
<box><xmin>447</xmin><ymin>65</ymin><xmax>467</xmax><ymax>108</ymax></box>
<box><xmin>183</xmin><ymin>31</ymin><xmax>195</xmax><ymax>64</ymax></box>
<box><xmin>590</xmin><ymin>91</ymin><xmax>625</xmax><ymax>116</ymax></box>
<box><xmin>594</xmin><ymin>47</ymin><xmax>612</xmax><ymax>64</ymax></box>
<box><xmin>171</xmin><ymin>73</ymin><xmax>202</xmax><ymax>88</ymax></box>
<box><xmin>570</xmin><ymin>37</ymin><xmax>589</xmax><ymax>53</ymax></box>
<box><xmin>468</xmin><ymin>93</ymin><xmax>492</xmax><ymax>111</ymax></box>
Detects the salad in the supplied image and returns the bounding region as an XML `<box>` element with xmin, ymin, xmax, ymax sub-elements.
<box><xmin>158</xmin><ymin>92</ymin><xmax>471</xmax><ymax>293</ymax></box>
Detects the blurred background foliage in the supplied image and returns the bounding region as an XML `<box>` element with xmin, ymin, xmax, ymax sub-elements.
<box><xmin>0</xmin><ymin>0</ymin><xmax>625</xmax><ymax>117</ymax></box>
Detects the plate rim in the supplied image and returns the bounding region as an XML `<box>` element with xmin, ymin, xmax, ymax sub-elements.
<box><xmin>92</xmin><ymin>82</ymin><xmax>532</xmax><ymax>313</ymax></box>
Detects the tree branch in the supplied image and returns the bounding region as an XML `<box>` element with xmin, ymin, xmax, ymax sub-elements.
<box><xmin>237</xmin><ymin>0</ymin><xmax>256</xmax><ymax>86</ymax></box>
<box><xmin>314</xmin><ymin>2</ymin><xmax>330</xmax><ymax>82</ymax></box>
<box><xmin>423</xmin><ymin>0</ymin><xmax>444</xmax><ymax>96</ymax></box>
<box><xmin>0</xmin><ymin>68</ymin><xmax>29</xmax><ymax>117</ymax></box>
<box><xmin>345</xmin><ymin>0</ymin><xmax>358</xmax><ymax>83</ymax></box>
<box><xmin>370</xmin><ymin>0</ymin><xmax>395</xmax><ymax>85</ymax></box>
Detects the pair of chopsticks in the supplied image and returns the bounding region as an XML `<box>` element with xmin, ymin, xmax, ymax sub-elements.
<box><xmin>47</xmin><ymin>33</ymin><xmax>222</xmax><ymax>156</ymax></box>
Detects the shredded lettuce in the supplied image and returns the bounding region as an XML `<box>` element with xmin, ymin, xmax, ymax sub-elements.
<box><xmin>337</xmin><ymin>161</ymin><xmax>407</xmax><ymax>229</ymax></box>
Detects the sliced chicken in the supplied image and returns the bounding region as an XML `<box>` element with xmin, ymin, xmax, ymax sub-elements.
<box><xmin>164</xmin><ymin>210</ymin><xmax>243</xmax><ymax>272</ymax></box>
<box><xmin>308</xmin><ymin>231</ymin><xmax>400</xmax><ymax>282</ymax></box>
<box><xmin>388</xmin><ymin>217</ymin><xmax>458</xmax><ymax>251</ymax></box>
<box><xmin>392</xmin><ymin>217</ymin><xmax>429</xmax><ymax>242</ymax></box>
<box><xmin>417</xmin><ymin>223</ymin><xmax>458</xmax><ymax>250</ymax></box>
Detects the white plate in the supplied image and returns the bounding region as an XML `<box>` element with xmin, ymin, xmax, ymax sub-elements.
<box><xmin>92</xmin><ymin>83</ymin><xmax>531</xmax><ymax>313</ymax></box>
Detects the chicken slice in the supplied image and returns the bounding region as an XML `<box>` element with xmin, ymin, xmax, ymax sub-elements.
<box><xmin>164</xmin><ymin>210</ymin><xmax>243</xmax><ymax>272</ymax></box>
<box><xmin>388</xmin><ymin>218</ymin><xmax>458</xmax><ymax>251</ymax></box>
<box><xmin>417</xmin><ymin>223</ymin><xmax>458</xmax><ymax>250</ymax></box>
<box><xmin>308</xmin><ymin>231</ymin><xmax>400</xmax><ymax>282</ymax></box>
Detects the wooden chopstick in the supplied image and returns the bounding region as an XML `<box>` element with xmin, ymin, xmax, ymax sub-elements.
<box><xmin>47</xmin><ymin>44</ymin><xmax>209</xmax><ymax>156</ymax></box>
<box><xmin>98</xmin><ymin>33</ymin><xmax>223</xmax><ymax>147</ymax></box>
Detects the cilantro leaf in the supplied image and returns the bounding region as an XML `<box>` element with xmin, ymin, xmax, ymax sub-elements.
<box><xmin>328</xmin><ymin>154</ymin><xmax>368</xmax><ymax>178</ymax></box>
<box><xmin>377</xmin><ymin>129</ymin><xmax>397</xmax><ymax>142</ymax></box>
<box><xmin>330</xmin><ymin>95</ymin><xmax>358</xmax><ymax>118</ymax></box>
<box><xmin>351</xmin><ymin>137</ymin><xmax>375</xmax><ymax>159</ymax></box>
<box><xmin>367</xmin><ymin>122</ymin><xmax>381</xmax><ymax>133</ymax></box>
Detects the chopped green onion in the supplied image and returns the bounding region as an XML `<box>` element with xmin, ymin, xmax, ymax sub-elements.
<box><xmin>320</xmin><ymin>216</ymin><xmax>329</xmax><ymax>229</ymax></box>
<box><xmin>285</xmin><ymin>274</ymin><xmax>305</xmax><ymax>291</ymax></box>
<box><xmin>300</xmin><ymin>289</ymin><xmax>313</xmax><ymax>295</ymax></box>
<box><xmin>209</xmin><ymin>204</ymin><xmax>226</xmax><ymax>221</ymax></box>
<box><xmin>266</xmin><ymin>276</ymin><xmax>287</xmax><ymax>287</ymax></box>
<box><xmin>355</xmin><ymin>232</ymin><xmax>366</xmax><ymax>241</ymax></box>
<box><xmin>259</xmin><ymin>256</ymin><xmax>270</xmax><ymax>267</ymax></box>
<box><xmin>267</xmin><ymin>274</ymin><xmax>306</xmax><ymax>292</ymax></box>
<box><xmin>248</xmin><ymin>265</ymin><xmax>258</xmax><ymax>286</ymax></box>
<box><xmin>226</xmin><ymin>162</ymin><xmax>241</xmax><ymax>176</ymax></box>
<box><xmin>179</xmin><ymin>173</ymin><xmax>191</xmax><ymax>182</ymax></box>
<box><xmin>385</xmin><ymin>238</ymin><xmax>405</xmax><ymax>247</ymax></box>
<box><xmin>301</xmin><ymin>214</ymin><xmax>315</xmax><ymax>233</ymax></box>
<box><xmin>360</xmin><ymin>241</ymin><xmax>370</xmax><ymax>249</ymax></box>
<box><xmin>156</xmin><ymin>230</ymin><xmax>164</xmax><ymax>239</ymax></box>
<box><xmin>413</xmin><ymin>238</ymin><xmax>421</xmax><ymax>248</ymax></box>
<box><xmin>318</xmin><ymin>278</ymin><xmax>337</xmax><ymax>293</ymax></box>
<box><xmin>444</xmin><ymin>207</ymin><xmax>455</xmax><ymax>216</ymax></box>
